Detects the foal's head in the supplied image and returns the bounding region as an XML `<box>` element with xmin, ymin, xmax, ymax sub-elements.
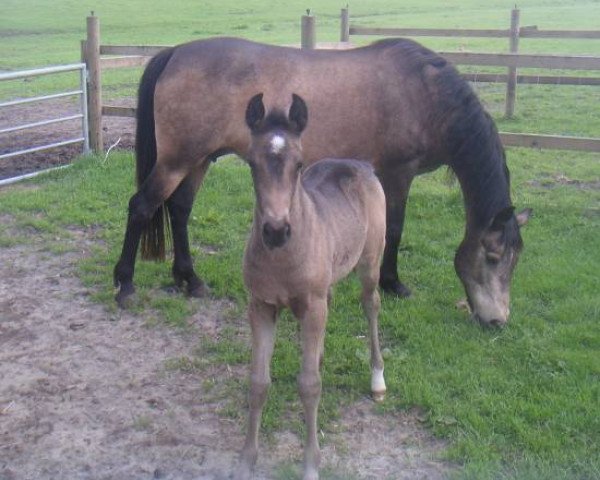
<box><xmin>245</xmin><ymin>93</ymin><xmax>308</xmax><ymax>249</ymax></box>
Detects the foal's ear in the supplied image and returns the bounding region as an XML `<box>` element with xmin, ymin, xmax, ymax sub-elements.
<box><xmin>289</xmin><ymin>94</ymin><xmax>308</xmax><ymax>134</ymax></box>
<box><xmin>246</xmin><ymin>93</ymin><xmax>265</xmax><ymax>132</ymax></box>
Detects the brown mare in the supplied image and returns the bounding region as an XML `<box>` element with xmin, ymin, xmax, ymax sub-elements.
<box><xmin>238</xmin><ymin>93</ymin><xmax>386</xmax><ymax>480</ymax></box>
<box><xmin>113</xmin><ymin>37</ymin><xmax>531</xmax><ymax>326</ymax></box>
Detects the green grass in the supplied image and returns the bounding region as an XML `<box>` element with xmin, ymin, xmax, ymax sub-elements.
<box><xmin>1</xmin><ymin>148</ymin><xmax>598</xmax><ymax>479</ymax></box>
<box><xmin>1</xmin><ymin>1</ymin><xmax>600</xmax><ymax>478</ymax></box>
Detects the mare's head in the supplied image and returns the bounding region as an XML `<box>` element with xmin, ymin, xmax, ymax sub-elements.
<box><xmin>454</xmin><ymin>207</ymin><xmax>532</xmax><ymax>328</ymax></box>
<box><xmin>245</xmin><ymin>93</ymin><xmax>308</xmax><ymax>249</ymax></box>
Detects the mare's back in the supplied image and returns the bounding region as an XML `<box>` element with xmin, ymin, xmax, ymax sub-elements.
<box><xmin>157</xmin><ymin>38</ymin><xmax>447</xmax><ymax>166</ymax></box>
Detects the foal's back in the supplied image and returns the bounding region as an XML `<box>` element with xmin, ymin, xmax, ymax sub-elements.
<box><xmin>303</xmin><ymin>158</ymin><xmax>383</xmax><ymax>215</ymax></box>
<box><xmin>303</xmin><ymin>158</ymin><xmax>386</xmax><ymax>283</ymax></box>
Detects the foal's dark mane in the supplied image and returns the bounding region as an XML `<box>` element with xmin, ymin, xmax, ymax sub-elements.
<box><xmin>255</xmin><ymin>110</ymin><xmax>295</xmax><ymax>134</ymax></box>
<box><xmin>374</xmin><ymin>38</ymin><xmax>513</xmax><ymax>232</ymax></box>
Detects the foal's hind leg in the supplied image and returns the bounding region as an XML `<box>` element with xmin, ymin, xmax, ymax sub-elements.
<box><xmin>166</xmin><ymin>161</ymin><xmax>211</xmax><ymax>297</ymax></box>
<box><xmin>114</xmin><ymin>163</ymin><xmax>188</xmax><ymax>307</ymax></box>
<box><xmin>357</xmin><ymin>259</ymin><xmax>386</xmax><ymax>402</ymax></box>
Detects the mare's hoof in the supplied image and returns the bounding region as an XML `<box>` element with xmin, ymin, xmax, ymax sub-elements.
<box><xmin>115</xmin><ymin>284</ymin><xmax>135</xmax><ymax>309</ymax></box>
<box><xmin>380</xmin><ymin>279</ymin><xmax>411</xmax><ymax>298</ymax></box>
<box><xmin>115</xmin><ymin>291</ymin><xmax>134</xmax><ymax>309</ymax></box>
<box><xmin>162</xmin><ymin>285</ymin><xmax>183</xmax><ymax>295</ymax></box>
<box><xmin>455</xmin><ymin>298</ymin><xmax>471</xmax><ymax>314</ymax></box>
<box><xmin>188</xmin><ymin>281</ymin><xmax>210</xmax><ymax>298</ymax></box>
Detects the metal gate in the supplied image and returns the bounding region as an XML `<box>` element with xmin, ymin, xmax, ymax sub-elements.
<box><xmin>0</xmin><ymin>63</ymin><xmax>90</xmax><ymax>186</ymax></box>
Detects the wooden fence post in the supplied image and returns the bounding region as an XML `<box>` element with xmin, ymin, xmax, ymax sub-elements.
<box><xmin>340</xmin><ymin>7</ymin><xmax>350</xmax><ymax>42</ymax></box>
<box><xmin>301</xmin><ymin>11</ymin><xmax>316</xmax><ymax>49</ymax></box>
<box><xmin>505</xmin><ymin>7</ymin><xmax>520</xmax><ymax>118</ymax></box>
<box><xmin>86</xmin><ymin>14</ymin><xmax>103</xmax><ymax>153</ymax></box>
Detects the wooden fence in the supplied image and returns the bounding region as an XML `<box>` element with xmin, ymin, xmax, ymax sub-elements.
<box><xmin>338</xmin><ymin>7</ymin><xmax>600</xmax><ymax>117</ymax></box>
<box><xmin>82</xmin><ymin>12</ymin><xmax>600</xmax><ymax>154</ymax></box>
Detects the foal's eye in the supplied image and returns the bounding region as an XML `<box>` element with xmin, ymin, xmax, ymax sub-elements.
<box><xmin>296</xmin><ymin>162</ymin><xmax>303</xmax><ymax>172</ymax></box>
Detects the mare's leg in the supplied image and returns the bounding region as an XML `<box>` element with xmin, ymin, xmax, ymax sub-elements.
<box><xmin>166</xmin><ymin>160</ymin><xmax>211</xmax><ymax>297</ymax></box>
<box><xmin>237</xmin><ymin>298</ymin><xmax>278</xmax><ymax>480</ymax></box>
<box><xmin>378</xmin><ymin>169</ymin><xmax>415</xmax><ymax>298</ymax></box>
<box><xmin>293</xmin><ymin>296</ymin><xmax>328</xmax><ymax>480</ymax></box>
<box><xmin>114</xmin><ymin>162</ymin><xmax>188</xmax><ymax>307</ymax></box>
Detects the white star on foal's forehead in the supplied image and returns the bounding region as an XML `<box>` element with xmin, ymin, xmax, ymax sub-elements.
<box><xmin>269</xmin><ymin>135</ymin><xmax>286</xmax><ymax>154</ymax></box>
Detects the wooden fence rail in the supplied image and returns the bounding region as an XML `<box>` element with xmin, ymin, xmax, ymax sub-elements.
<box><xmin>344</xmin><ymin>7</ymin><xmax>600</xmax><ymax>117</ymax></box>
<box><xmin>348</xmin><ymin>26</ymin><xmax>600</xmax><ymax>39</ymax></box>
<box><xmin>81</xmin><ymin>12</ymin><xmax>600</xmax><ymax>154</ymax></box>
<box><xmin>438</xmin><ymin>51</ymin><xmax>600</xmax><ymax>70</ymax></box>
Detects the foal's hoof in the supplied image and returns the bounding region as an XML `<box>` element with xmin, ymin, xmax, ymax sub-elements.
<box><xmin>372</xmin><ymin>390</ymin><xmax>386</xmax><ymax>403</ymax></box>
<box><xmin>232</xmin><ymin>466</ymin><xmax>252</xmax><ymax>480</ymax></box>
<box><xmin>380</xmin><ymin>279</ymin><xmax>411</xmax><ymax>298</ymax></box>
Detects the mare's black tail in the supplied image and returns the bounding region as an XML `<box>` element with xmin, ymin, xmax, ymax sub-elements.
<box><xmin>136</xmin><ymin>47</ymin><xmax>175</xmax><ymax>261</ymax></box>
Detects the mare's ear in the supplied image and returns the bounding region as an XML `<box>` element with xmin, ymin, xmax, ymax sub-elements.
<box><xmin>516</xmin><ymin>208</ymin><xmax>532</xmax><ymax>227</ymax></box>
<box><xmin>289</xmin><ymin>94</ymin><xmax>308</xmax><ymax>134</ymax></box>
<box><xmin>246</xmin><ymin>93</ymin><xmax>265</xmax><ymax>132</ymax></box>
<box><xmin>489</xmin><ymin>206</ymin><xmax>515</xmax><ymax>232</ymax></box>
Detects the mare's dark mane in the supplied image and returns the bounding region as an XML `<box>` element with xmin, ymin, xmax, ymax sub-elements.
<box><xmin>374</xmin><ymin>38</ymin><xmax>513</xmax><ymax>231</ymax></box>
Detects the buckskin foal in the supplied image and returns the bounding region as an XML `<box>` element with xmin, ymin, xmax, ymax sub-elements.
<box><xmin>236</xmin><ymin>93</ymin><xmax>387</xmax><ymax>480</ymax></box>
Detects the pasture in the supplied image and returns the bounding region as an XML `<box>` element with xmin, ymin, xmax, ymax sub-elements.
<box><xmin>1</xmin><ymin>0</ymin><xmax>599</xmax><ymax>479</ymax></box>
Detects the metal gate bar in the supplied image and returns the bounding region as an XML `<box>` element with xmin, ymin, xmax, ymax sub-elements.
<box><xmin>0</xmin><ymin>137</ymin><xmax>86</xmax><ymax>161</ymax></box>
<box><xmin>0</xmin><ymin>63</ymin><xmax>90</xmax><ymax>163</ymax></box>
<box><xmin>0</xmin><ymin>114</ymin><xmax>84</xmax><ymax>135</ymax></box>
<box><xmin>0</xmin><ymin>63</ymin><xmax>87</xmax><ymax>80</ymax></box>
<box><xmin>0</xmin><ymin>90</ymin><xmax>83</xmax><ymax>108</ymax></box>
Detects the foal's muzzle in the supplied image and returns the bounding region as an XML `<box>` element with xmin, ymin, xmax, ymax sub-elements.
<box><xmin>262</xmin><ymin>221</ymin><xmax>291</xmax><ymax>249</ymax></box>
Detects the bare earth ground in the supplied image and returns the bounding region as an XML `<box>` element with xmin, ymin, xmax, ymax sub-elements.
<box><xmin>0</xmin><ymin>219</ymin><xmax>453</xmax><ymax>480</ymax></box>
<box><xmin>1</xmin><ymin>96</ymin><xmax>452</xmax><ymax>479</ymax></box>
<box><xmin>0</xmin><ymin>98</ymin><xmax>135</xmax><ymax>180</ymax></box>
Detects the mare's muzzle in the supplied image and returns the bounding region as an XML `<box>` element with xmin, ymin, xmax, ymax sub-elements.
<box><xmin>262</xmin><ymin>221</ymin><xmax>291</xmax><ymax>249</ymax></box>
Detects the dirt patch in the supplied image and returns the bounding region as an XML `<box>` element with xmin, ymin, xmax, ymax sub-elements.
<box><xmin>0</xmin><ymin>222</ymin><xmax>453</xmax><ymax>479</ymax></box>
<box><xmin>0</xmin><ymin>98</ymin><xmax>135</xmax><ymax>180</ymax></box>
<box><xmin>526</xmin><ymin>173</ymin><xmax>600</xmax><ymax>190</ymax></box>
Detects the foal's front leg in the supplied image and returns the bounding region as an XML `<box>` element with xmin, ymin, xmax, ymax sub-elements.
<box><xmin>237</xmin><ymin>298</ymin><xmax>278</xmax><ymax>480</ymax></box>
<box><xmin>295</xmin><ymin>295</ymin><xmax>328</xmax><ymax>480</ymax></box>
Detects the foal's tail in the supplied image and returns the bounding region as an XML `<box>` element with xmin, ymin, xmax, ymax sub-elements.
<box><xmin>135</xmin><ymin>47</ymin><xmax>175</xmax><ymax>261</ymax></box>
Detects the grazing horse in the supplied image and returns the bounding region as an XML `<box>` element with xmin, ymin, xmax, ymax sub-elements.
<box><xmin>237</xmin><ymin>92</ymin><xmax>386</xmax><ymax>480</ymax></box>
<box><xmin>113</xmin><ymin>37</ymin><xmax>531</xmax><ymax>326</ymax></box>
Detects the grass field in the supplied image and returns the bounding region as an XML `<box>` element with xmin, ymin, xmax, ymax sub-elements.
<box><xmin>1</xmin><ymin>1</ymin><xmax>599</xmax><ymax>479</ymax></box>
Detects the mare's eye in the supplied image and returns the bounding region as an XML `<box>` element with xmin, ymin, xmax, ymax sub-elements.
<box><xmin>296</xmin><ymin>162</ymin><xmax>303</xmax><ymax>172</ymax></box>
